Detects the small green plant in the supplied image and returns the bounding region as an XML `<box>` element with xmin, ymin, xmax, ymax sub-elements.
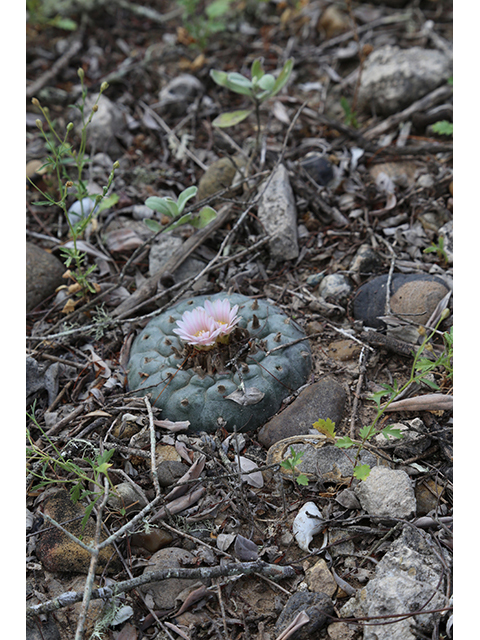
<box><xmin>210</xmin><ymin>57</ymin><xmax>294</xmax><ymax>147</ymax></box>
<box><xmin>27</xmin><ymin>405</ymin><xmax>118</xmax><ymax>529</ymax></box>
<box><xmin>143</xmin><ymin>185</ymin><xmax>217</xmax><ymax>233</ymax></box>
<box><xmin>178</xmin><ymin>0</ymin><xmax>235</xmax><ymax>49</ymax></box>
<box><xmin>280</xmin><ymin>446</ymin><xmax>309</xmax><ymax>486</ymax></box>
<box><xmin>340</xmin><ymin>96</ymin><xmax>359</xmax><ymax>128</ymax></box>
<box><xmin>431</xmin><ymin>76</ymin><xmax>453</xmax><ymax>136</ymax></box>
<box><xmin>28</xmin><ymin>69</ymin><xmax>119</xmax><ymax>301</ymax></box>
<box><xmin>424</xmin><ymin>236</ymin><xmax>449</xmax><ymax>263</ymax></box>
<box><xmin>329</xmin><ymin>312</ymin><xmax>452</xmax><ymax>480</ymax></box>
<box><xmin>27</xmin><ymin>0</ymin><xmax>78</xmax><ymax>31</ymax></box>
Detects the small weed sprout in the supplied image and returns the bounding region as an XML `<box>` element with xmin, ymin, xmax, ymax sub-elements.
<box><xmin>144</xmin><ymin>185</ymin><xmax>217</xmax><ymax>234</ymax></box>
<box><xmin>178</xmin><ymin>0</ymin><xmax>235</xmax><ymax>50</ymax></box>
<box><xmin>424</xmin><ymin>236</ymin><xmax>449</xmax><ymax>264</ymax></box>
<box><xmin>340</xmin><ymin>96</ymin><xmax>359</xmax><ymax>128</ymax></box>
<box><xmin>315</xmin><ymin>312</ymin><xmax>452</xmax><ymax>481</ymax></box>
<box><xmin>431</xmin><ymin>76</ymin><xmax>453</xmax><ymax>136</ymax></box>
<box><xmin>210</xmin><ymin>57</ymin><xmax>294</xmax><ymax>148</ymax></box>
<box><xmin>280</xmin><ymin>446</ymin><xmax>309</xmax><ymax>486</ymax></box>
<box><xmin>28</xmin><ymin>69</ymin><xmax>119</xmax><ymax>300</ymax></box>
<box><xmin>27</xmin><ymin>404</ymin><xmax>118</xmax><ymax>529</ymax></box>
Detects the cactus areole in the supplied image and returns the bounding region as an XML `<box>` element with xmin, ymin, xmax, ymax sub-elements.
<box><xmin>127</xmin><ymin>293</ymin><xmax>312</xmax><ymax>433</ymax></box>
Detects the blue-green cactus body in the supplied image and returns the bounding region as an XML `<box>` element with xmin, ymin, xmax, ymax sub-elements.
<box><xmin>127</xmin><ymin>293</ymin><xmax>312</xmax><ymax>433</ymax></box>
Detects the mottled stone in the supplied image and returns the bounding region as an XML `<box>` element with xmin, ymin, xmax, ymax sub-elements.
<box><xmin>358</xmin><ymin>46</ymin><xmax>452</xmax><ymax>116</ymax></box>
<box><xmin>305</xmin><ymin>558</ymin><xmax>337</xmax><ymax>597</ymax></box>
<box><xmin>257</xmin><ymin>164</ymin><xmax>299</xmax><ymax>261</ymax></box>
<box><xmin>139</xmin><ymin>547</ymin><xmax>204</xmax><ymax>610</ymax></box>
<box><xmin>197</xmin><ymin>154</ymin><xmax>246</xmax><ymax>202</ymax></box>
<box><xmin>352</xmin><ymin>273</ymin><xmax>449</xmax><ymax>329</ymax></box>
<box><xmin>275</xmin><ymin>592</ymin><xmax>334</xmax><ymax>640</ymax></box>
<box><xmin>35</xmin><ymin>490</ymin><xmax>120</xmax><ymax>574</ymax></box>
<box><xmin>317</xmin><ymin>273</ymin><xmax>353</xmax><ymax>307</ymax></box>
<box><xmin>26</xmin><ymin>242</ymin><xmax>65</xmax><ymax>312</ymax></box>
<box><xmin>355</xmin><ymin>466</ymin><xmax>416</xmax><ymax>519</ymax></box>
<box><xmin>257</xmin><ymin>377</ymin><xmax>347</xmax><ymax>449</ymax></box>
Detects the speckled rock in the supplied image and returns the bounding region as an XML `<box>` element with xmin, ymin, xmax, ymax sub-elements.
<box><xmin>317</xmin><ymin>273</ymin><xmax>353</xmax><ymax>307</ymax></box>
<box><xmin>354</xmin><ymin>466</ymin><xmax>416</xmax><ymax>519</ymax></box>
<box><xmin>35</xmin><ymin>490</ymin><xmax>120</xmax><ymax>574</ymax></box>
<box><xmin>305</xmin><ymin>558</ymin><xmax>337</xmax><ymax>597</ymax></box>
<box><xmin>340</xmin><ymin>525</ymin><xmax>449</xmax><ymax>640</ymax></box>
<box><xmin>257</xmin><ymin>164</ymin><xmax>299</xmax><ymax>261</ymax></box>
<box><xmin>352</xmin><ymin>273</ymin><xmax>450</xmax><ymax>329</ymax></box>
<box><xmin>197</xmin><ymin>155</ymin><xmax>246</xmax><ymax>202</ymax></box>
<box><xmin>257</xmin><ymin>377</ymin><xmax>347</xmax><ymax>448</ymax></box>
<box><xmin>26</xmin><ymin>242</ymin><xmax>65</xmax><ymax>312</ymax></box>
<box><xmin>358</xmin><ymin>46</ymin><xmax>452</xmax><ymax>116</ymax></box>
<box><xmin>139</xmin><ymin>547</ymin><xmax>205</xmax><ymax>610</ymax></box>
<box><xmin>275</xmin><ymin>592</ymin><xmax>335</xmax><ymax>640</ymax></box>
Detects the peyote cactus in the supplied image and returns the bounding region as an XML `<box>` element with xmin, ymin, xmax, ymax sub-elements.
<box><xmin>127</xmin><ymin>293</ymin><xmax>312</xmax><ymax>433</ymax></box>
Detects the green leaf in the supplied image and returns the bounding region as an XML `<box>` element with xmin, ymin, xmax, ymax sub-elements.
<box><xmin>167</xmin><ymin>213</ymin><xmax>193</xmax><ymax>230</ymax></box>
<box><xmin>251</xmin><ymin>58</ymin><xmax>265</xmax><ymax>81</ymax></box>
<box><xmin>145</xmin><ymin>196</ymin><xmax>176</xmax><ymax>216</ymax></box>
<box><xmin>190</xmin><ymin>206</ymin><xmax>217</xmax><ymax>228</ymax></box>
<box><xmin>206</xmin><ymin>0</ymin><xmax>232</xmax><ymax>19</ymax></box>
<box><xmin>96</xmin><ymin>461</ymin><xmax>113</xmax><ymax>475</ymax></box>
<box><xmin>312</xmin><ymin>417</ymin><xmax>336</xmax><ymax>439</ymax></box>
<box><xmin>176</xmin><ymin>186</ymin><xmax>198</xmax><ymax>214</ymax></box>
<box><xmin>144</xmin><ymin>218</ymin><xmax>163</xmax><ymax>233</ymax></box>
<box><xmin>225</xmin><ymin>72</ymin><xmax>253</xmax><ymax>95</ymax></box>
<box><xmin>335</xmin><ymin>436</ymin><xmax>354</xmax><ymax>448</ymax></box>
<box><xmin>353</xmin><ymin>464</ymin><xmax>371</xmax><ymax>481</ymax></box>
<box><xmin>419</xmin><ymin>377</ymin><xmax>440</xmax><ymax>390</ymax></box>
<box><xmin>431</xmin><ymin>120</ymin><xmax>453</xmax><ymax>136</ymax></box>
<box><xmin>212</xmin><ymin>109</ymin><xmax>253</xmax><ymax>128</ymax></box>
<box><xmin>269</xmin><ymin>58</ymin><xmax>294</xmax><ymax>98</ymax></box>
<box><xmin>380</xmin><ymin>425</ymin><xmax>404</xmax><ymax>440</ymax></box>
<box><xmin>96</xmin><ymin>193</ymin><xmax>119</xmax><ymax>214</ymax></box>
<box><xmin>210</xmin><ymin>69</ymin><xmax>230</xmax><ymax>88</ymax></box>
<box><xmin>296</xmin><ymin>474</ymin><xmax>309</xmax><ymax>486</ymax></box>
<box><xmin>359</xmin><ymin>424</ymin><xmax>376</xmax><ymax>441</ymax></box>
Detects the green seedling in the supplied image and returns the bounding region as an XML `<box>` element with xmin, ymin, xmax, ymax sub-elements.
<box><xmin>332</xmin><ymin>311</ymin><xmax>452</xmax><ymax>480</ymax></box>
<box><xmin>280</xmin><ymin>446</ymin><xmax>309</xmax><ymax>486</ymax></box>
<box><xmin>340</xmin><ymin>96</ymin><xmax>359</xmax><ymax>128</ymax></box>
<box><xmin>29</xmin><ymin>69</ymin><xmax>119</xmax><ymax>300</ymax></box>
<box><xmin>312</xmin><ymin>417</ymin><xmax>336</xmax><ymax>439</ymax></box>
<box><xmin>430</xmin><ymin>121</ymin><xmax>453</xmax><ymax>136</ymax></box>
<box><xmin>143</xmin><ymin>185</ymin><xmax>217</xmax><ymax>233</ymax></box>
<box><xmin>210</xmin><ymin>57</ymin><xmax>294</xmax><ymax>147</ymax></box>
<box><xmin>424</xmin><ymin>236</ymin><xmax>449</xmax><ymax>263</ymax></box>
<box><xmin>27</xmin><ymin>404</ymin><xmax>118</xmax><ymax>529</ymax></box>
<box><xmin>179</xmin><ymin>0</ymin><xmax>235</xmax><ymax>50</ymax></box>
<box><xmin>27</xmin><ymin>0</ymin><xmax>78</xmax><ymax>30</ymax></box>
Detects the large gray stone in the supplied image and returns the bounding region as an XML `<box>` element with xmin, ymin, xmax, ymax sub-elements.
<box><xmin>341</xmin><ymin>525</ymin><xmax>450</xmax><ymax>640</ymax></box>
<box><xmin>355</xmin><ymin>466</ymin><xmax>416</xmax><ymax>519</ymax></box>
<box><xmin>257</xmin><ymin>164</ymin><xmax>299</xmax><ymax>261</ymax></box>
<box><xmin>26</xmin><ymin>242</ymin><xmax>65</xmax><ymax>312</ymax></box>
<box><xmin>358</xmin><ymin>46</ymin><xmax>452</xmax><ymax>116</ymax></box>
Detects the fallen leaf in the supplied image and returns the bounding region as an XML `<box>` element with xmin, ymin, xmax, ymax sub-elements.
<box><xmin>226</xmin><ymin>386</ymin><xmax>265</xmax><ymax>406</ymax></box>
<box><xmin>237</xmin><ymin>456</ymin><xmax>264</xmax><ymax>488</ymax></box>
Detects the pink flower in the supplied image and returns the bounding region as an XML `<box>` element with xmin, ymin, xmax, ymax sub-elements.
<box><xmin>204</xmin><ymin>299</ymin><xmax>240</xmax><ymax>337</ymax></box>
<box><xmin>173</xmin><ymin>307</ymin><xmax>222</xmax><ymax>347</ymax></box>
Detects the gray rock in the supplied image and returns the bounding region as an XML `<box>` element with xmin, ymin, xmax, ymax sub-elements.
<box><xmin>72</xmin><ymin>93</ymin><xmax>126</xmax><ymax>155</ymax></box>
<box><xmin>355</xmin><ymin>466</ymin><xmax>416</xmax><ymax>519</ymax></box>
<box><xmin>158</xmin><ymin>74</ymin><xmax>204</xmax><ymax>116</ymax></box>
<box><xmin>352</xmin><ymin>272</ymin><xmax>450</xmax><ymax>329</ymax></box>
<box><xmin>148</xmin><ymin>234</ymin><xmax>208</xmax><ymax>289</ymax></box>
<box><xmin>258</xmin><ymin>377</ymin><xmax>346</xmax><ymax>448</ymax></box>
<box><xmin>341</xmin><ymin>525</ymin><xmax>449</xmax><ymax>640</ymax></box>
<box><xmin>300</xmin><ymin>152</ymin><xmax>334</xmax><ymax>186</ymax></box>
<box><xmin>26</xmin><ymin>242</ymin><xmax>65</xmax><ymax>312</ymax></box>
<box><xmin>257</xmin><ymin>164</ymin><xmax>299</xmax><ymax>261</ymax></box>
<box><xmin>108</xmin><ymin>482</ymin><xmax>148</xmax><ymax>515</ymax></box>
<box><xmin>275</xmin><ymin>592</ymin><xmax>334</xmax><ymax>640</ymax></box>
<box><xmin>349</xmin><ymin>244</ymin><xmax>383</xmax><ymax>276</ymax></box>
<box><xmin>358</xmin><ymin>46</ymin><xmax>452</xmax><ymax>116</ymax></box>
<box><xmin>140</xmin><ymin>547</ymin><xmax>204</xmax><ymax>610</ymax></box>
<box><xmin>317</xmin><ymin>273</ymin><xmax>353</xmax><ymax>307</ymax></box>
<box><xmin>156</xmin><ymin>460</ymin><xmax>188</xmax><ymax>487</ymax></box>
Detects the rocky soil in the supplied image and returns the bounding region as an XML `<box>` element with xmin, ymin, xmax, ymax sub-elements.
<box><xmin>26</xmin><ymin>2</ymin><xmax>453</xmax><ymax>639</ymax></box>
